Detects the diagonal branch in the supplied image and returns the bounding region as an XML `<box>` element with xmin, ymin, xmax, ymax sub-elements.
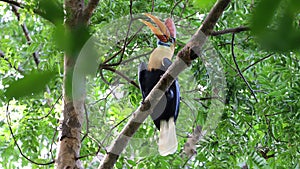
<box><xmin>242</xmin><ymin>53</ymin><xmax>274</xmax><ymax>72</ymax></box>
<box><xmin>0</xmin><ymin>0</ymin><xmax>22</xmax><ymax>8</ymax></box>
<box><xmin>102</xmin><ymin>66</ymin><xmax>140</xmax><ymax>89</ymax></box>
<box><xmin>98</xmin><ymin>0</ymin><xmax>231</xmax><ymax>168</ymax></box>
<box><xmin>231</xmin><ymin>33</ymin><xmax>258</xmax><ymax>102</ymax></box>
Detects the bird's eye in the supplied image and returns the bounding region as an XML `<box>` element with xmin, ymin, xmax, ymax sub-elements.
<box><xmin>169</xmin><ymin>37</ymin><xmax>175</xmax><ymax>43</ymax></box>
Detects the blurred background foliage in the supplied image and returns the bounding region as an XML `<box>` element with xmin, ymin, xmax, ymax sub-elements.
<box><xmin>0</xmin><ymin>0</ymin><xmax>299</xmax><ymax>168</ymax></box>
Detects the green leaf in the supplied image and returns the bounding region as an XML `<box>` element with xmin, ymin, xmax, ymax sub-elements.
<box><xmin>4</xmin><ymin>70</ymin><xmax>56</xmax><ymax>100</ymax></box>
<box><xmin>251</xmin><ymin>0</ymin><xmax>300</xmax><ymax>52</ymax></box>
<box><xmin>251</xmin><ymin>0</ymin><xmax>282</xmax><ymax>35</ymax></box>
<box><xmin>36</xmin><ymin>0</ymin><xmax>64</xmax><ymax>25</ymax></box>
<box><xmin>192</xmin><ymin>0</ymin><xmax>215</xmax><ymax>10</ymax></box>
<box><xmin>127</xmin><ymin>159</ymin><xmax>136</xmax><ymax>166</ymax></box>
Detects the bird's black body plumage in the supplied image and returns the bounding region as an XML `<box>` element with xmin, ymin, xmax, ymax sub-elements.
<box><xmin>138</xmin><ymin>58</ymin><xmax>180</xmax><ymax>129</ymax></box>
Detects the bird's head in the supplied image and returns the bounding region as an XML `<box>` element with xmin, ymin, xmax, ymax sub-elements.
<box><xmin>140</xmin><ymin>14</ymin><xmax>176</xmax><ymax>49</ymax></box>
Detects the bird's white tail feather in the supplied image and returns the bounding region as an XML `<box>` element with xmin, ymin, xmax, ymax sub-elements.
<box><xmin>158</xmin><ymin>117</ymin><xmax>178</xmax><ymax>156</ymax></box>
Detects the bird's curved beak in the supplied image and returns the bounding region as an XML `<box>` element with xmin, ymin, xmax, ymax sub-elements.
<box><xmin>140</xmin><ymin>13</ymin><xmax>176</xmax><ymax>43</ymax></box>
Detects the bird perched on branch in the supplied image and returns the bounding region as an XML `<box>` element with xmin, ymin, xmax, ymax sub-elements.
<box><xmin>138</xmin><ymin>13</ymin><xmax>180</xmax><ymax>156</ymax></box>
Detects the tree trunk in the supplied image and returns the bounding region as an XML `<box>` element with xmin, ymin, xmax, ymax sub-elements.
<box><xmin>55</xmin><ymin>0</ymin><xmax>86</xmax><ymax>168</ymax></box>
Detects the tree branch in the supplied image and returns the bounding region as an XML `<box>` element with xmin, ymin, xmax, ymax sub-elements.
<box><xmin>231</xmin><ymin>33</ymin><xmax>258</xmax><ymax>102</ymax></box>
<box><xmin>11</xmin><ymin>5</ymin><xmax>40</xmax><ymax>67</ymax></box>
<box><xmin>242</xmin><ymin>53</ymin><xmax>274</xmax><ymax>72</ymax></box>
<box><xmin>102</xmin><ymin>66</ymin><xmax>140</xmax><ymax>89</ymax></box>
<box><xmin>6</xmin><ymin>102</ymin><xmax>54</xmax><ymax>166</ymax></box>
<box><xmin>0</xmin><ymin>0</ymin><xmax>22</xmax><ymax>8</ymax></box>
<box><xmin>0</xmin><ymin>50</ymin><xmax>24</xmax><ymax>73</ymax></box>
<box><xmin>211</xmin><ymin>26</ymin><xmax>250</xmax><ymax>36</ymax></box>
<box><xmin>98</xmin><ymin>0</ymin><xmax>231</xmax><ymax>168</ymax></box>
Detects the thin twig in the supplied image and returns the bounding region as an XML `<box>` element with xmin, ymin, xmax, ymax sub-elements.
<box><xmin>0</xmin><ymin>0</ymin><xmax>22</xmax><ymax>8</ymax></box>
<box><xmin>242</xmin><ymin>53</ymin><xmax>274</xmax><ymax>72</ymax></box>
<box><xmin>101</xmin><ymin>24</ymin><xmax>145</xmax><ymax>67</ymax></box>
<box><xmin>0</xmin><ymin>50</ymin><xmax>24</xmax><ymax>73</ymax></box>
<box><xmin>6</xmin><ymin>102</ymin><xmax>54</xmax><ymax>165</ymax></box>
<box><xmin>171</xmin><ymin>0</ymin><xmax>184</xmax><ymax>16</ymax></box>
<box><xmin>100</xmin><ymin>112</ymin><xmax>133</xmax><ymax>148</ymax></box>
<box><xmin>30</xmin><ymin>94</ymin><xmax>62</xmax><ymax>120</ymax></box>
<box><xmin>120</xmin><ymin>50</ymin><xmax>153</xmax><ymax>65</ymax></box>
<box><xmin>231</xmin><ymin>33</ymin><xmax>258</xmax><ymax>102</ymax></box>
<box><xmin>11</xmin><ymin>5</ymin><xmax>40</xmax><ymax>67</ymax></box>
<box><xmin>182</xmin><ymin>153</ymin><xmax>196</xmax><ymax>168</ymax></box>
<box><xmin>211</xmin><ymin>26</ymin><xmax>250</xmax><ymax>36</ymax></box>
<box><xmin>102</xmin><ymin>66</ymin><xmax>139</xmax><ymax>89</ymax></box>
<box><xmin>151</xmin><ymin>0</ymin><xmax>154</xmax><ymax>12</ymax></box>
<box><xmin>49</xmin><ymin>128</ymin><xmax>58</xmax><ymax>161</ymax></box>
<box><xmin>81</xmin><ymin>103</ymin><xmax>90</xmax><ymax>142</ymax></box>
<box><xmin>77</xmin><ymin>133</ymin><xmax>107</xmax><ymax>160</ymax></box>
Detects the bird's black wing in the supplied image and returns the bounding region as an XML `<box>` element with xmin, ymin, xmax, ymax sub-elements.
<box><xmin>138</xmin><ymin>62</ymin><xmax>148</xmax><ymax>99</ymax></box>
<box><xmin>162</xmin><ymin>58</ymin><xmax>180</xmax><ymax>122</ymax></box>
<box><xmin>138</xmin><ymin>59</ymin><xmax>180</xmax><ymax>129</ymax></box>
<box><xmin>138</xmin><ymin>62</ymin><xmax>164</xmax><ymax>100</ymax></box>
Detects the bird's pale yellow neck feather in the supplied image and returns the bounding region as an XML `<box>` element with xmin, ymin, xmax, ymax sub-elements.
<box><xmin>148</xmin><ymin>45</ymin><xmax>174</xmax><ymax>70</ymax></box>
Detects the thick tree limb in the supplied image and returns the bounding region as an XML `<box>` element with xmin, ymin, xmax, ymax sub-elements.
<box><xmin>98</xmin><ymin>0</ymin><xmax>231</xmax><ymax>168</ymax></box>
<box><xmin>56</xmin><ymin>0</ymin><xmax>86</xmax><ymax>168</ymax></box>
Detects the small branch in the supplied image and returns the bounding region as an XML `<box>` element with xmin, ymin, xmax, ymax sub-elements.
<box><xmin>0</xmin><ymin>0</ymin><xmax>22</xmax><ymax>8</ymax></box>
<box><xmin>101</xmin><ymin>112</ymin><xmax>133</xmax><ymax>147</ymax></box>
<box><xmin>83</xmin><ymin>0</ymin><xmax>100</xmax><ymax>24</ymax></box>
<box><xmin>0</xmin><ymin>50</ymin><xmax>24</xmax><ymax>73</ymax></box>
<box><xmin>50</xmin><ymin>129</ymin><xmax>57</xmax><ymax>161</ymax></box>
<box><xmin>242</xmin><ymin>53</ymin><xmax>274</xmax><ymax>72</ymax></box>
<box><xmin>77</xmin><ymin>133</ymin><xmax>107</xmax><ymax>160</ymax></box>
<box><xmin>81</xmin><ymin>103</ymin><xmax>90</xmax><ymax>142</ymax></box>
<box><xmin>231</xmin><ymin>33</ymin><xmax>258</xmax><ymax>103</ymax></box>
<box><xmin>171</xmin><ymin>0</ymin><xmax>184</xmax><ymax>16</ymax></box>
<box><xmin>101</xmin><ymin>14</ymin><xmax>144</xmax><ymax>67</ymax></box>
<box><xmin>11</xmin><ymin>5</ymin><xmax>40</xmax><ymax>67</ymax></box>
<box><xmin>102</xmin><ymin>66</ymin><xmax>139</xmax><ymax>89</ymax></box>
<box><xmin>265</xmin><ymin>112</ymin><xmax>285</xmax><ymax>117</ymax></box>
<box><xmin>6</xmin><ymin>102</ymin><xmax>54</xmax><ymax>166</ymax></box>
<box><xmin>120</xmin><ymin>50</ymin><xmax>153</xmax><ymax>65</ymax></box>
<box><xmin>211</xmin><ymin>26</ymin><xmax>250</xmax><ymax>36</ymax></box>
<box><xmin>30</xmin><ymin>94</ymin><xmax>62</xmax><ymax>120</ymax></box>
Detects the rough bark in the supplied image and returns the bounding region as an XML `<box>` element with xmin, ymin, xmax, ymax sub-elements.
<box><xmin>98</xmin><ymin>0</ymin><xmax>231</xmax><ymax>168</ymax></box>
<box><xmin>55</xmin><ymin>0</ymin><xmax>100</xmax><ymax>168</ymax></box>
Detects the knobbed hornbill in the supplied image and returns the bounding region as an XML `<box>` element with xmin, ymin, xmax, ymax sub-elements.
<box><xmin>138</xmin><ymin>14</ymin><xmax>180</xmax><ymax>156</ymax></box>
